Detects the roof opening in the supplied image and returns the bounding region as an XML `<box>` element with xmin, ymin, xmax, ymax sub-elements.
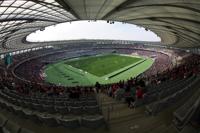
<box><xmin>26</xmin><ymin>20</ymin><xmax>161</xmax><ymax>42</ymax></box>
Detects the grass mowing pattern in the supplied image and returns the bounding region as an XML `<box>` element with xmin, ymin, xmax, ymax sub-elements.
<box><xmin>45</xmin><ymin>54</ymin><xmax>154</xmax><ymax>86</ymax></box>
<box><xmin>65</xmin><ymin>54</ymin><xmax>142</xmax><ymax>77</ymax></box>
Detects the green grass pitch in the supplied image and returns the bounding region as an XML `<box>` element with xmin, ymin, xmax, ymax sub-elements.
<box><xmin>65</xmin><ymin>54</ymin><xmax>142</xmax><ymax>77</ymax></box>
<box><xmin>44</xmin><ymin>54</ymin><xmax>154</xmax><ymax>86</ymax></box>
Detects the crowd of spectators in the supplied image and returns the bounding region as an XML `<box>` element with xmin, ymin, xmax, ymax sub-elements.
<box><xmin>11</xmin><ymin>44</ymin><xmax>174</xmax><ymax>82</ymax></box>
<box><xmin>0</xmin><ymin>44</ymin><xmax>199</xmax><ymax>108</ymax></box>
<box><xmin>100</xmin><ymin>54</ymin><xmax>200</xmax><ymax>108</ymax></box>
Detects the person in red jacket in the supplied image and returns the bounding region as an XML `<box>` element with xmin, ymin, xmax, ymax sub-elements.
<box><xmin>136</xmin><ymin>86</ymin><xmax>144</xmax><ymax>99</ymax></box>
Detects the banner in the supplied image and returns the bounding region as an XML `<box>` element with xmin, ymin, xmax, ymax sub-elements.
<box><xmin>4</xmin><ymin>53</ymin><xmax>12</xmax><ymax>65</ymax></box>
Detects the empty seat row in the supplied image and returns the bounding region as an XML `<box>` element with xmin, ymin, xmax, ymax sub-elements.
<box><xmin>146</xmin><ymin>78</ymin><xmax>183</xmax><ymax>95</ymax></box>
<box><xmin>122</xmin><ymin>77</ymin><xmax>194</xmax><ymax>109</ymax></box>
<box><xmin>158</xmin><ymin>76</ymin><xmax>196</xmax><ymax>99</ymax></box>
<box><xmin>0</xmin><ymin>102</ymin><xmax>105</xmax><ymax>129</ymax></box>
<box><xmin>0</xmin><ymin>97</ymin><xmax>100</xmax><ymax>115</ymax></box>
<box><xmin>0</xmin><ymin>91</ymin><xmax>98</xmax><ymax>109</ymax></box>
<box><xmin>173</xmin><ymin>81</ymin><xmax>200</xmax><ymax>130</ymax></box>
<box><xmin>134</xmin><ymin>76</ymin><xmax>196</xmax><ymax>108</ymax></box>
<box><xmin>29</xmin><ymin>114</ymin><xmax>105</xmax><ymax>129</ymax></box>
<box><xmin>3</xmin><ymin>89</ymin><xmax>96</xmax><ymax>100</ymax></box>
<box><xmin>2</xmin><ymin>90</ymin><xmax>96</xmax><ymax>105</ymax></box>
<box><xmin>145</xmin><ymin>76</ymin><xmax>200</xmax><ymax>115</ymax></box>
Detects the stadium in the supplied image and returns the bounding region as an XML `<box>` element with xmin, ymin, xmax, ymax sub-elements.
<box><xmin>0</xmin><ymin>1</ymin><xmax>200</xmax><ymax>133</ymax></box>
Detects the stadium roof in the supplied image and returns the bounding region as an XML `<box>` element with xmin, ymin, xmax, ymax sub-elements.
<box><xmin>0</xmin><ymin>0</ymin><xmax>200</xmax><ymax>53</ymax></box>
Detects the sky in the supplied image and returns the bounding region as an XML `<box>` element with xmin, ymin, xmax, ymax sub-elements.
<box><xmin>26</xmin><ymin>20</ymin><xmax>161</xmax><ymax>42</ymax></box>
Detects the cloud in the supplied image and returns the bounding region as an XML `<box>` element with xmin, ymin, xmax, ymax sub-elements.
<box><xmin>27</xmin><ymin>20</ymin><xmax>160</xmax><ymax>42</ymax></box>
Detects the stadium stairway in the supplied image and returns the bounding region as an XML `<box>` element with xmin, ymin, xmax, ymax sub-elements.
<box><xmin>97</xmin><ymin>93</ymin><xmax>180</xmax><ymax>133</ymax></box>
